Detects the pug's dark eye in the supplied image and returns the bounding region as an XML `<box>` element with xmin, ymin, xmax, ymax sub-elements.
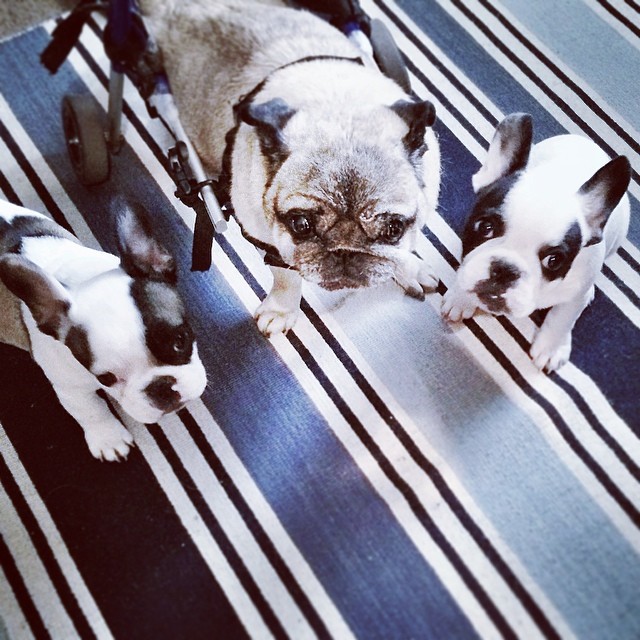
<box><xmin>474</xmin><ymin>218</ymin><xmax>495</xmax><ymax>239</ymax></box>
<box><xmin>541</xmin><ymin>252</ymin><xmax>565</xmax><ymax>271</ymax></box>
<box><xmin>97</xmin><ymin>372</ymin><xmax>118</xmax><ymax>387</ymax></box>
<box><xmin>381</xmin><ymin>217</ymin><xmax>406</xmax><ymax>243</ymax></box>
<box><xmin>287</xmin><ymin>213</ymin><xmax>314</xmax><ymax>239</ymax></box>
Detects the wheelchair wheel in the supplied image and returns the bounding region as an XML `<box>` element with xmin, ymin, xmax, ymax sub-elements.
<box><xmin>62</xmin><ymin>94</ymin><xmax>110</xmax><ymax>186</ymax></box>
<box><xmin>370</xmin><ymin>19</ymin><xmax>411</xmax><ymax>94</ymax></box>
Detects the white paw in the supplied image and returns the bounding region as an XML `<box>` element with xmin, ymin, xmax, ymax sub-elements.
<box><xmin>85</xmin><ymin>423</ymin><xmax>134</xmax><ymax>462</ymax></box>
<box><xmin>441</xmin><ymin>288</ymin><xmax>478</xmax><ymax>323</ymax></box>
<box><xmin>254</xmin><ymin>299</ymin><xmax>300</xmax><ymax>336</ymax></box>
<box><xmin>394</xmin><ymin>254</ymin><xmax>438</xmax><ymax>300</ymax></box>
<box><xmin>530</xmin><ymin>330</ymin><xmax>572</xmax><ymax>372</ymax></box>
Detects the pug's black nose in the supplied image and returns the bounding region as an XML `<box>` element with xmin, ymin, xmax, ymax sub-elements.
<box><xmin>489</xmin><ymin>259</ymin><xmax>520</xmax><ymax>286</ymax></box>
<box><xmin>145</xmin><ymin>375</ymin><xmax>182</xmax><ymax>413</ymax></box>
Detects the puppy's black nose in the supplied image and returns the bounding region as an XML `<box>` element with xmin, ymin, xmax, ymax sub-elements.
<box><xmin>489</xmin><ymin>259</ymin><xmax>520</xmax><ymax>287</ymax></box>
<box><xmin>145</xmin><ymin>375</ymin><xmax>182</xmax><ymax>413</ymax></box>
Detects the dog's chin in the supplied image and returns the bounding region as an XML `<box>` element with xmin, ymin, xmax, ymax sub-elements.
<box><xmin>295</xmin><ymin>251</ymin><xmax>394</xmax><ymax>291</ymax></box>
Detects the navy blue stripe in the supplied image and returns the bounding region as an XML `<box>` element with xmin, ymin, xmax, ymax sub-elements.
<box><xmin>0</xmin><ymin>444</ymin><xmax>96</xmax><ymax>639</ymax></box>
<box><xmin>178</xmin><ymin>409</ymin><xmax>333</xmax><ymax>640</ymax></box>
<box><xmin>0</xmin><ymin>531</ymin><xmax>51</xmax><ymax>640</ymax></box>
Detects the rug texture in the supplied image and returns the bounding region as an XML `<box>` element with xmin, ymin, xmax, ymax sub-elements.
<box><xmin>0</xmin><ymin>1</ymin><xmax>639</xmax><ymax>639</ymax></box>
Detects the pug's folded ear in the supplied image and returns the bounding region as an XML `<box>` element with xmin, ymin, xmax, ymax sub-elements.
<box><xmin>236</xmin><ymin>98</ymin><xmax>296</xmax><ymax>158</ymax></box>
<box><xmin>390</xmin><ymin>99</ymin><xmax>436</xmax><ymax>157</ymax></box>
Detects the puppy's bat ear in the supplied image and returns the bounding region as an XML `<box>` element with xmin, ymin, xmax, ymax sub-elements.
<box><xmin>236</xmin><ymin>98</ymin><xmax>296</xmax><ymax>157</ymax></box>
<box><xmin>0</xmin><ymin>254</ymin><xmax>71</xmax><ymax>339</ymax></box>
<box><xmin>579</xmin><ymin>155</ymin><xmax>631</xmax><ymax>245</ymax></box>
<box><xmin>390</xmin><ymin>99</ymin><xmax>436</xmax><ymax>156</ymax></box>
<box><xmin>472</xmin><ymin>113</ymin><xmax>533</xmax><ymax>192</ymax></box>
<box><xmin>115</xmin><ymin>200</ymin><xmax>177</xmax><ymax>283</ymax></box>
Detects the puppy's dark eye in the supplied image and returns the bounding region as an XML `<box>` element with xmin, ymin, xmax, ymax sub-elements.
<box><xmin>97</xmin><ymin>372</ymin><xmax>118</xmax><ymax>387</ymax></box>
<box><xmin>474</xmin><ymin>218</ymin><xmax>495</xmax><ymax>239</ymax></box>
<box><xmin>541</xmin><ymin>252</ymin><xmax>565</xmax><ymax>271</ymax></box>
<box><xmin>172</xmin><ymin>329</ymin><xmax>190</xmax><ymax>354</ymax></box>
<box><xmin>287</xmin><ymin>213</ymin><xmax>314</xmax><ymax>239</ymax></box>
<box><xmin>381</xmin><ymin>217</ymin><xmax>406</xmax><ymax>243</ymax></box>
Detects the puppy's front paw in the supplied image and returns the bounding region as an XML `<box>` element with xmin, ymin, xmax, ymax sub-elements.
<box><xmin>530</xmin><ymin>330</ymin><xmax>572</xmax><ymax>372</ymax></box>
<box><xmin>85</xmin><ymin>422</ymin><xmax>134</xmax><ymax>462</ymax></box>
<box><xmin>394</xmin><ymin>254</ymin><xmax>438</xmax><ymax>300</ymax></box>
<box><xmin>255</xmin><ymin>299</ymin><xmax>300</xmax><ymax>336</ymax></box>
<box><xmin>441</xmin><ymin>288</ymin><xmax>477</xmax><ymax>323</ymax></box>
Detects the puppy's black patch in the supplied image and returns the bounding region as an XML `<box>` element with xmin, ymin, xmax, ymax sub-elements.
<box><xmin>131</xmin><ymin>280</ymin><xmax>194</xmax><ymax>366</ymax></box>
<box><xmin>461</xmin><ymin>174</ymin><xmax>519</xmax><ymax>257</ymax></box>
<box><xmin>65</xmin><ymin>324</ymin><xmax>93</xmax><ymax>370</ymax></box>
<box><xmin>472</xmin><ymin>258</ymin><xmax>520</xmax><ymax>312</ymax></box>
<box><xmin>144</xmin><ymin>375</ymin><xmax>182</xmax><ymax>413</ymax></box>
<box><xmin>0</xmin><ymin>215</ymin><xmax>77</xmax><ymax>254</ymax></box>
<box><xmin>538</xmin><ymin>221</ymin><xmax>582</xmax><ymax>281</ymax></box>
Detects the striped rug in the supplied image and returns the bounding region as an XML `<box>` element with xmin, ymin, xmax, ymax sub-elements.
<box><xmin>1</xmin><ymin>1</ymin><xmax>639</xmax><ymax>638</ymax></box>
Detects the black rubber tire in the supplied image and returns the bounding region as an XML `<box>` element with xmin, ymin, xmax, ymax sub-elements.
<box><xmin>62</xmin><ymin>94</ymin><xmax>110</xmax><ymax>186</ymax></box>
<box><xmin>370</xmin><ymin>19</ymin><xmax>411</xmax><ymax>93</ymax></box>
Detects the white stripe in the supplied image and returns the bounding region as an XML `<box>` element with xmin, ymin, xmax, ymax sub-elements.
<box><xmin>119</xmin><ymin>414</ymin><xmax>274</xmax><ymax>639</ymax></box>
<box><xmin>0</xmin><ymin>425</ymin><xmax>114</xmax><ymax>639</ymax></box>
<box><xmin>158</xmin><ymin>412</ymin><xmax>328</xmax><ymax>640</ymax></box>
<box><xmin>0</xmin><ymin>462</ymin><xmax>78</xmax><ymax>638</ymax></box>
<box><xmin>0</xmin><ymin>565</ymin><xmax>36</xmax><ymax>640</ymax></box>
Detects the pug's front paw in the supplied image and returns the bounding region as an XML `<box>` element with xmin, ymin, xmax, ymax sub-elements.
<box><xmin>394</xmin><ymin>254</ymin><xmax>438</xmax><ymax>300</ymax></box>
<box><xmin>255</xmin><ymin>298</ymin><xmax>300</xmax><ymax>336</ymax></box>
<box><xmin>530</xmin><ymin>328</ymin><xmax>572</xmax><ymax>372</ymax></box>
<box><xmin>441</xmin><ymin>288</ymin><xmax>477</xmax><ymax>323</ymax></box>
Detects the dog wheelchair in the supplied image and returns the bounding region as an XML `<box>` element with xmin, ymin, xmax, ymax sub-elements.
<box><xmin>41</xmin><ymin>0</ymin><xmax>412</xmax><ymax>270</ymax></box>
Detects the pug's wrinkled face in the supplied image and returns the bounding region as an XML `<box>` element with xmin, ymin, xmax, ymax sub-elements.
<box><xmin>264</xmin><ymin>143</ymin><xmax>424</xmax><ymax>290</ymax></box>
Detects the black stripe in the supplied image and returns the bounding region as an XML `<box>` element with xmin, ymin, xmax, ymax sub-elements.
<box><xmin>0</xmin><ymin>168</ymin><xmax>22</xmax><ymax>205</ymax></box>
<box><xmin>603</xmin><ymin>264</ymin><xmax>640</xmax><ymax>308</ymax></box>
<box><xmin>0</xmin><ymin>120</ymin><xmax>75</xmax><ymax>235</ymax></box>
<box><xmin>0</xmin><ymin>532</ymin><xmax>51</xmax><ymax>640</ymax></box>
<box><xmin>618</xmin><ymin>246</ymin><xmax>640</xmax><ymax>273</ymax></box>
<box><xmin>448</xmin><ymin>0</ymin><xmax>640</xmax><ymax>183</ymax></box>
<box><xmin>148</xmin><ymin>425</ymin><xmax>285</xmax><ymax>640</ymax></box>
<box><xmin>622</xmin><ymin>0</ymin><xmax>640</xmax><ymax>12</ymax></box>
<box><xmin>178</xmin><ymin>409</ymin><xmax>333</xmax><ymax>640</ymax></box>
<box><xmin>0</xmin><ymin>453</ymin><xmax>96</xmax><ymax>639</ymax></box>
<box><xmin>595</xmin><ymin>0</ymin><xmax>640</xmax><ymax>37</ymax></box>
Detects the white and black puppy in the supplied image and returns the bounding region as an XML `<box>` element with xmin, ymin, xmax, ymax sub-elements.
<box><xmin>442</xmin><ymin>113</ymin><xmax>631</xmax><ymax>372</ymax></box>
<box><xmin>0</xmin><ymin>199</ymin><xmax>207</xmax><ymax>460</ymax></box>
<box><xmin>141</xmin><ymin>0</ymin><xmax>440</xmax><ymax>335</ymax></box>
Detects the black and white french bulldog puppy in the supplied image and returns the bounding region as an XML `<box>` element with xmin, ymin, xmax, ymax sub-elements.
<box><xmin>442</xmin><ymin>113</ymin><xmax>631</xmax><ymax>372</ymax></box>
<box><xmin>0</xmin><ymin>199</ymin><xmax>207</xmax><ymax>460</ymax></box>
<box><xmin>141</xmin><ymin>0</ymin><xmax>440</xmax><ymax>335</ymax></box>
